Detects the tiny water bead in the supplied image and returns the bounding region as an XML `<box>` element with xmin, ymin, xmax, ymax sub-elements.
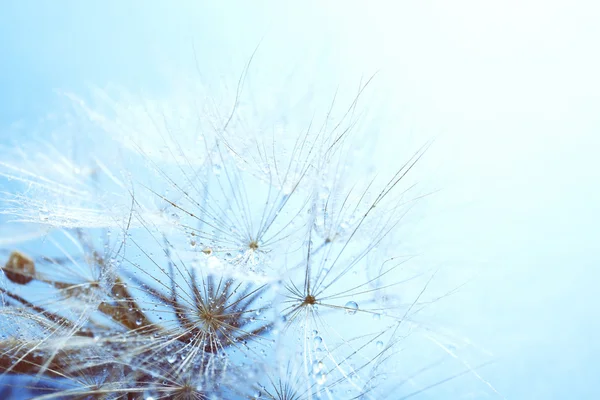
<box><xmin>312</xmin><ymin>360</ymin><xmax>324</xmax><ymax>373</ymax></box>
<box><xmin>315</xmin><ymin>371</ymin><xmax>327</xmax><ymax>385</ymax></box>
<box><xmin>344</xmin><ymin>301</ymin><xmax>358</xmax><ymax>315</ymax></box>
<box><xmin>313</xmin><ymin>336</ymin><xmax>323</xmax><ymax>347</ymax></box>
<box><xmin>144</xmin><ymin>391</ymin><xmax>158</xmax><ymax>400</ymax></box>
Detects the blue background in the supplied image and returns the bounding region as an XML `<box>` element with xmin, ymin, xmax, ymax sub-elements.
<box><xmin>1</xmin><ymin>1</ymin><xmax>599</xmax><ymax>398</ymax></box>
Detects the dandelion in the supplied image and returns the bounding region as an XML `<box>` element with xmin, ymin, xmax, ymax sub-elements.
<box><xmin>0</xmin><ymin>53</ymin><xmax>503</xmax><ymax>400</ymax></box>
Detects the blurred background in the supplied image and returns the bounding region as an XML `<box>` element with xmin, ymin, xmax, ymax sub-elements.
<box><xmin>0</xmin><ymin>0</ymin><xmax>599</xmax><ymax>398</ymax></box>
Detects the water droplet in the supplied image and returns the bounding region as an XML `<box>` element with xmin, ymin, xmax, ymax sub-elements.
<box><xmin>345</xmin><ymin>301</ymin><xmax>358</xmax><ymax>315</ymax></box>
<box><xmin>312</xmin><ymin>360</ymin><xmax>324</xmax><ymax>373</ymax></box>
<box><xmin>135</xmin><ymin>318</ymin><xmax>143</xmax><ymax>326</ymax></box>
<box><xmin>313</xmin><ymin>336</ymin><xmax>323</xmax><ymax>347</ymax></box>
<box><xmin>376</xmin><ymin>341</ymin><xmax>383</xmax><ymax>350</ymax></box>
<box><xmin>315</xmin><ymin>371</ymin><xmax>327</xmax><ymax>385</ymax></box>
<box><xmin>167</xmin><ymin>354</ymin><xmax>176</xmax><ymax>364</ymax></box>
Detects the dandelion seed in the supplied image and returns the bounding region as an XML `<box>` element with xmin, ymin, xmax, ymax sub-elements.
<box><xmin>3</xmin><ymin>251</ymin><xmax>35</xmax><ymax>285</ymax></box>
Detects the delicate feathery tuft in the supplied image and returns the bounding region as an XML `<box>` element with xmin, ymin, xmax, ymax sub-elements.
<box><xmin>0</xmin><ymin>56</ymin><xmax>504</xmax><ymax>400</ymax></box>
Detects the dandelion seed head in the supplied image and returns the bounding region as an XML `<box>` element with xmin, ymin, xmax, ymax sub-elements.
<box><xmin>0</xmin><ymin>48</ymin><xmax>506</xmax><ymax>400</ymax></box>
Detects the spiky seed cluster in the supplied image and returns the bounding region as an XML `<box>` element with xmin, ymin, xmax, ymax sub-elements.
<box><xmin>0</xmin><ymin>64</ymin><xmax>501</xmax><ymax>399</ymax></box>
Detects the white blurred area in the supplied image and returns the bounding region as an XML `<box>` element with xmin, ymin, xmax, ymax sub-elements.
<box><xmin>0</xmin><ymin>0</ymin><xmax>598</xmax><ymax>398</ymax></box>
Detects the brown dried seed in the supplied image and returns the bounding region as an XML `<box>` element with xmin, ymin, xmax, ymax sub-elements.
<box><xmin>302</xmin><ymin>294</ymin><xmax>317</xmax><ymax>306</ymax></box>
<box><xmin>3</xmin><ymin>251</ymin><xmax>35</xmax><ymax>285</ymax></box>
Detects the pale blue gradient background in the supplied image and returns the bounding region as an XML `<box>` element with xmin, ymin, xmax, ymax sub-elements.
<box><xmin>1</xmin><ymin>1</ymin><xmax>599</xmax><ymax>398</ymax></box>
